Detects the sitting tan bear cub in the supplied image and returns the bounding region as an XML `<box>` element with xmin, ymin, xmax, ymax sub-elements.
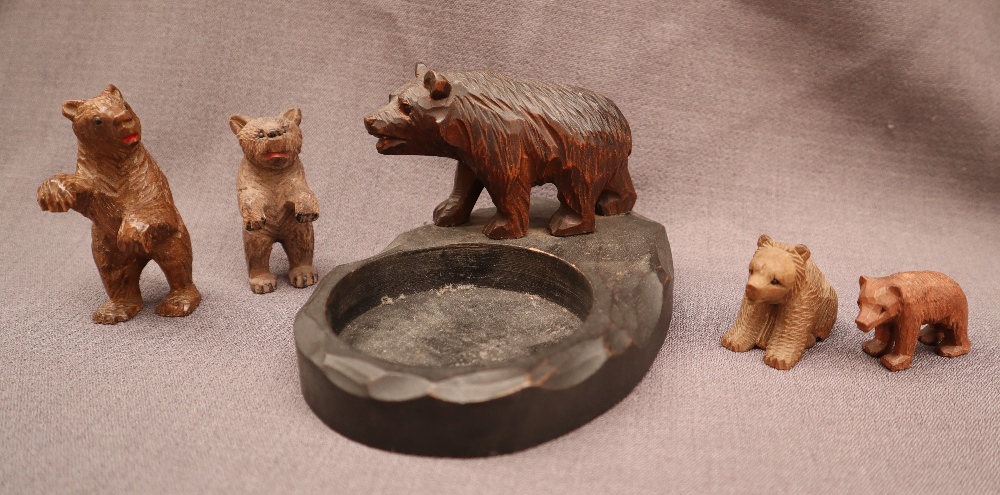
<box><xmin>229</xmin><ymin>108</ymin><xmax>319</xmax><ymax>294</ymax></box>
<box><xmin>721</xmin><ymin>235</ymin><xmax>838</xmax><ymax>370</ymax></box>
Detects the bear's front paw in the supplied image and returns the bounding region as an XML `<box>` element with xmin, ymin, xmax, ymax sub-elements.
<box><xmin>483</xmin><ymin>214</ymin><xmax>526</xmax><ymax>240</ymax></box>
<box><xmin>721</xmin><ymin>332</ymin><xmax>755</xmax><ymax>353</ymax></box>
<box><xmin>289</xmin><ymin>266</ymin><xmax>318</xmax><ymax>288</ymax></box>
<box><xmin>37</xmin><ymin>174</ymin><xmax>83</xmax><ymax>212</ymax></box>
<box><xmin>880</xmin><ymin>353</ymin><xmax>913</xmax><ymax>371</ymax></box>
<box><xmin>244</xmin><ymin>215</ymin><xmax>266</xmax><ymax>231</ymax></box>
<box><xmin>763</xmin><ymin>351</ymin><xmax>800</xmax><ymax>371</ymax></box>
<box><xmin>295</xmin><ymin>212</ymin><xmax>319</xmax><ymax>223</ymax></box>
<box><xmin>249</xmin><ymin>273</ymin><xmax>278</xmax><ymax>294</ymax></box>
<box><xmin>433</xmin><ymin>198</ymin><xmax>471</xmax><ymax>227</ymax></box>
<box><xmin>862</xmin><ymin>338</ymin><xmax>890</xmax><ymax>357</ymax></box>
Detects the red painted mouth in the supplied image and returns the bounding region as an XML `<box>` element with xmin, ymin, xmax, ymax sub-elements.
<box><xmin>122</xmin><ymin>133</ymin><xmax>140</xmax><ymax>145</ymax></box>
<box><xmin>264</xmin><ymin>152</ymin><xmax>289</xmax><ymax>160</ymax></box>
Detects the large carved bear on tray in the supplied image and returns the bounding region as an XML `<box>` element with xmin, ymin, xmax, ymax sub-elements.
<box><xmin>364</xmin><ymin>63</ymin><xmax>636</xmax><ymax>240</ymax></box>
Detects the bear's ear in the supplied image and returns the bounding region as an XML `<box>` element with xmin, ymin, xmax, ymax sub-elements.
<box><xmin>229</xmin><ymin>114</ymin><xmax>251</xmax><ymax>135</ymax></box>
<box><xmin>757</xmin><ymin>234</ymin><xmax>772</xmax><ymax>248</ymax></box>
<box><xmin>793</xmin><ymin>244</ymin><xmax>811</xmax><ymax>262</ymax></box>
<box><xmin>62</xmin><ymin>100</ymin><xmax>84</xmax><ymax>120</ymax></box>
<box><xmin>415</xmin><ymin>62</ymin><xmax>429</xmax><ymax>78</ymax></box>
<box><xmin>423</xmin><ymin>69</ymin><xmax>452</xmax><ymax>100</ymax></box>
<box><xmin>282</xmin><ymin>108</ymin><xmax>302</xmax><ymax>126</ymax></box>
<box><xmin>859</xmin><ymin>275</ymin><xmax>870</xmax><ymax>287</ymax></box>
<box><xmin>103</xmin><ymin>84</ymin><xmax>123</xmax><ymax>100</ymax></box>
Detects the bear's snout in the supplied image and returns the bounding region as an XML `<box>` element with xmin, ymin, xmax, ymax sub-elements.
<box><xmin>364</xmin><ymin>115</ymin><xmax>383</xmax><ymax>135</ymax></box>
<box><xmin>744</xmin><ymin>284</ymin><xmax>758</xmax><ymax>300</ymax></box>
<box><xmin>855</xmin><ymin>316</ymin><xmax>873</xmax><ymax>332</ymax></box>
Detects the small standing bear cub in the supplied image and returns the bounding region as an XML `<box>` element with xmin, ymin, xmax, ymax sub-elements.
<box><xmin>37</xmin><ymin>84</ymin><xmax>201</xmax><ymax>323</ymax></box>
<box><xmin>229</xmin><ymin>108</ymin><xmax>319</xmax><ymax>294</ymax></box>
<box><xmin>855</xmin><ymin>271</ymin><xmax>970</xmax><ymax>371</ymax></box>
<box><xmin>721</xmin><ymin>235</ymin><xmax>838</xmax><ymax>370</ymax></box>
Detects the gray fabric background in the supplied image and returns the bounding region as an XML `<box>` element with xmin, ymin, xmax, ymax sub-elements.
<box><xmin>2</xmin><ymin>0</ymin><xmax>999</xmax><ymax>493</ymax></box>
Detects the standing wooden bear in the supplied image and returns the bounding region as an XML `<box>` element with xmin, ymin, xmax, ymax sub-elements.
<box><xmin>721</xmin><ymin>235</ymin><xmax>838</xmax><ymax>370</ymax></box>
<box><xmin>855</xmin><ymin>271</ymin><xmax>970</xmax><ymax>371</ymax></box>
<box><xmin>229</xmin><ymin>108</ymin><xmax>319</xmax><ymax>294</ymax></box>
<box><xmin>37</xmin><ymin>85</ymin><xmax>201</xmax><ymax>324</ymax></box>
<box><xmin>364</xmin><ymin>63</ymin><xmax>636</xmax><ymax>240</ymax></box>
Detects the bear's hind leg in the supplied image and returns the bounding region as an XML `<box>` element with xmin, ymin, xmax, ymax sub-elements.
<box><xmin>152</xmin><ymin>225</ymin><xmax>201</xmax><ymax>316</ymax></box>
<box><xmin>596</xmin><ymin>160</ymin><xmax>636</xmax><ymax>216</ymax></box>
<box><xmin>243</xmin><ymin>229</ymin><xmax>277</xmax><ymax>294</ymax></box>
<box><xmin>918</xmin><ymin>324</ymin><xmax>945</xmax><ymax>346</ymax></box>
<box><xmin>936</xmin><ymin>314</ymin><xmax>971</xmax><ymax>358</ymax></box>
<box><xmin>91</xmin><ymin>226</ymin><xmax>146</xmax><ymax>324</ymax></box>
<box><xmin>281</xmin><ymin>222</ymin><xmax>317</xmax><ymax>289</ymax></box>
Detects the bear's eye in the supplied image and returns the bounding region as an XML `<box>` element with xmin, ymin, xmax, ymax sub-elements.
<box><xmin>399</xmin><ymin>99</ymin><xmax>412</xmax><ymax>116</ymax></box>
<box><xmin>770</xmin><ymin>278</ymin><xmax>780</xmax><ymax>285</ymax></box>
<box><xmin>257</xmin><ymin>130</ymin><xmax>265</xmax><ymax>139</ymax></box>
<box><xmin>93</xmin><ymin>116</ymin><xmax>102</xmax><ymax>125</ymax></box>
<box><xmin>749</xmin><ymin>268</ymin><xmax>753</xmax><ymax>274</ymax></box>
<box><xmin>282</xmin><ymin>127</ymin><xmax>287</xmax><ymax>135</ymax></box>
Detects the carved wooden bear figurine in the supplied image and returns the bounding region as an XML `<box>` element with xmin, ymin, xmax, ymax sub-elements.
<box><xmin>855</xmin><ymin>271</ymin><xmax>970</xmax><ymax>371</ymax></box>
<box><xmin>37</xmin><ymin>84</ymin><xmax>201</xmax><ymax>324</ymax></box>
<box><xmin>229</xmin><ymin>108</ymin><xmax>319</xmax><ymax>294</ymax></box>
<box><xmin>364</xmin><ymin>63</ymin><xmax>636</xmax><ymax>240</ymax></box>
<box><xmin>721</xmin><ymin>235</ymin><xmax>838</xmax><ymax>370</ymax></box>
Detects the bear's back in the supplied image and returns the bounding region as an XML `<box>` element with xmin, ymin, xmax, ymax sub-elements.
<box><xmin>446</xmin><ymin>70</ymin><xmax>632</xmax><ymax>153</ymax></box>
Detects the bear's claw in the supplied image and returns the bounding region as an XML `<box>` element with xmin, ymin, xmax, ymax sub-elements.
<box><xmin>289</xmin><ymin>266</ymin><xmax>318</xmax><ymax>288</ymax></box>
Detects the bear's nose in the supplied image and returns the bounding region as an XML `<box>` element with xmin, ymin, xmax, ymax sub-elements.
<box><xmin>267</xmin><ymin>129</ymin><xmax>279</xmax><ymax>138</ymax></box>
<box><xmin>744</xmin><ymin>284</ymin><xmax>757</xmax><ymax>299</ymax></box>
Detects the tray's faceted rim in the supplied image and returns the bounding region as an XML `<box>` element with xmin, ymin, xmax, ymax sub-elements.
<box><xmin>295</xmin><ymin>201</ymin><xmax>671</xmax><ymax>405</ymax></box>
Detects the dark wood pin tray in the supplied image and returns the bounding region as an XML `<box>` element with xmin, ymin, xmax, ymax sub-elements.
<box><xmin>295</xmin><ymin>199</ymin><xmax>674</xmax><ymax>457</ymax></box>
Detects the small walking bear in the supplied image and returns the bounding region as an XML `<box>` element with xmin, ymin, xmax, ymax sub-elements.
<box><xmin>37</xmin><ymin>84</ymin><xmax>201</xmax><ymax>324</ymax></box>
<box><xmin>855</xmin><ymin>271</ymin><xmax>970</xmax><ymax>371</ymax></box>
<box><xmin>364</xmin><ymin>63</ymin><xmax>636</xmax><ymax>240</ymax></box>
<box><xmin>229</xmin><ymin>108</ymin><xmax>319</xmax><ymax>294</ymax></box>
<box><xmin>721</xmin><ymin>235</ymin><xmax>838</xmax><ymax>370</ymax></box>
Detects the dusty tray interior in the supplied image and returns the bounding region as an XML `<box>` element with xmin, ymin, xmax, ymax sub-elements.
<box><xmin>326</xmin><ymin>243</ymin><xmax>594</xmax><ymax>367</ymax></box>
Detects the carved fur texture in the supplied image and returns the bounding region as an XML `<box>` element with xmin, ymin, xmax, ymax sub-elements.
<box><xmin>720</xmin><ymin>235</ymin><xmax>837</xmax><ymax>370</ymax></box>
<box><xmin>36</xmin><ymin>85</ymin><xmax>201</xmax><ymax>323</ymax></box>
<box><xmin>855</xmin><ymin>271</ymin><xmax>970</xmax><ymax>371</ymax></box>
<box><xmin>229</xmin><ymin>108</ymin><xmax>318</xmax><ymax>294</ymax></box>
<box><xmin>364</xmin><ymin>63</ymin><xmax>636</xmax><ymax>240</ymax></box>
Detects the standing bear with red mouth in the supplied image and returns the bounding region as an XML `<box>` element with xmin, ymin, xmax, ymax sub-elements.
<box><xmin>37</xmin><ymin>84</ymin><xmax>201</xmax><ymax>324</ymax></box>
<box><xmin>364</xmin><ymin>63</ymin><xmax>636</xmax><ymax>240</ymax></box>
<box><xmin>229</xmin><ymin>108</ymin><xmax>319</xmax><ymax>294</ymax></box>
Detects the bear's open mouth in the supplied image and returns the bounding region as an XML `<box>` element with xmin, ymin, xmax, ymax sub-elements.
<box><xmin>264</xmin><ymin>151</ymin><xmax>290</xmax><ymax>160</ymax></box>
<box><xmin>122</xmin><ymin>133</ymin><xmax>140</xmax><ymax>145</ymax></box>
<box><xmin>375</xmin><ymin>135</ymin><xmax>407</xmax><ymax>152</ymax></box>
